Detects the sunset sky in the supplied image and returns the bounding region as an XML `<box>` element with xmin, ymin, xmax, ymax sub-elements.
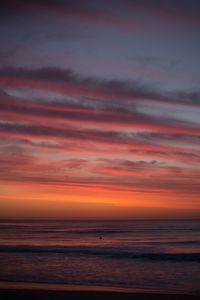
<box><xmin>0</xmin><ymin>0</ymin><xmax>200</xmax><ymax>219</ymax></box>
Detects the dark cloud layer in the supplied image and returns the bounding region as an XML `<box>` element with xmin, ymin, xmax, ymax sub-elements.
<box><xmin>1</xmin><ymin>67</ymin><xmax>199</xmax><ymax>106</ymax></box>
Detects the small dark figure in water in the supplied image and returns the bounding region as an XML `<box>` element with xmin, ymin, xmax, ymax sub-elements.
<box><xmin>99</xmin><ymin>236</ymin><xmax>102</xmax><ymax>240</ymax></box>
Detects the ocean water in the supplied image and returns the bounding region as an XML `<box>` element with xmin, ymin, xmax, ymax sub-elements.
<box><xmin>0</xmin><ymin>219</ymin><xmax>200</xmax><ymax>293</ymax></box>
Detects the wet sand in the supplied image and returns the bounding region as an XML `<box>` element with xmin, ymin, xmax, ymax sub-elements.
<box><xmin>0</xmin><ymin>282</ymin><xmax>199</xmax><ymax>300</ymax></box>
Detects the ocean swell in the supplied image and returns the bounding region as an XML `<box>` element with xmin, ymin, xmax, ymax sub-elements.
<box><xmin>0</xmin><ymin>245</ymin><xmax>199</xmax><ymax>262</ymax></box>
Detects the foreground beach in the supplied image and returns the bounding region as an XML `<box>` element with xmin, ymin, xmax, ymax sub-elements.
<box><xmin>0</xmin><ymin>282</ymin><xmax>200</xmax><ymax>300</ymax></box>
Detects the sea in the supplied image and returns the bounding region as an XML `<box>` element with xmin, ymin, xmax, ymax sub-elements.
<box><xmin>0</xmin><ymin>219</ymin><xmax>200</xmax><ymax>294</ymax></box>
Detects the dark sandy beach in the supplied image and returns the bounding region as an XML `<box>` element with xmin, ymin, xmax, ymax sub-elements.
<box><xmin>0</xmin><ymin>282</ymin><xmax>200</xmax><ymax>300</ymax></box>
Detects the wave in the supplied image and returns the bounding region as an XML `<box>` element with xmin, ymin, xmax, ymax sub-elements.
<box><xmin>0</xmin><ymin>245</ymin><xmax>200</xmax><ymax>262</ymax></box>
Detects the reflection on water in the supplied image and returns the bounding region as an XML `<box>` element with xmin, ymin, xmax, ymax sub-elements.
<box><xmin>0</xmin><ymin>219</ymin><xmax>200</xmax><ymax>293</ymax></box>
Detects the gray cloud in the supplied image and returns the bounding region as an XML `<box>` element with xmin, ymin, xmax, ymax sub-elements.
<box><xmin>1</xmin><ymin>67</ymin><xmax>199</xmax><ymax>107</ymax></box>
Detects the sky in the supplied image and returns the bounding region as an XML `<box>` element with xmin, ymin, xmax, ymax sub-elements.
<box><xmin>0</xmin><ymin>0</ymin><xmax>200</xmax><ymax>219</ymax></box>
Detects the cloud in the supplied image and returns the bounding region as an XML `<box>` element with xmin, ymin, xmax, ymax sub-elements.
<box><xmin>2</xmin><ymin>0</ymin><xmax>200</xmax><ymax>33</ymax></box>
<box><xmin>0</xmin><ymin>0</ymin><xmax>200</xmax><ymax>217</ymax></box>
<box><xmin>0</xmin><ymin>67</ymin><xmax>78</xmax><ymax>83</ymax></box>
<box><xmin>0</xmin><ymin>67</ymin><xmax>200</xmax><ymax>164</ymax></box>
<box><xmin>0</xmin><ymin>119</ymin><xmax>199</xmax><ymax>152</ymax></box>
<box><xmin>95</xmin><ymin>158</ymin><xmax>162</xmax><ymax>176</ymax></box>
<box><xmin>125</xmin><ymin>0</ymin><xmax>200</xmax><ymax>27</ymax></box>
<box><xmin>1</xmin><ymin>67</ymin><xmax>199</xmax><ymax>107</ymax></box>
<box><xmin>0</xmin><ymin>149</ymin><xmax>199</xmax><ymax>197</ymax></box>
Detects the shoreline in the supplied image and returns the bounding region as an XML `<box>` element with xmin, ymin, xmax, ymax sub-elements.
<box><xmin>0</xmin><ymin>281</ymin><xmax>200</xmax><ymax>300</ymax></box>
